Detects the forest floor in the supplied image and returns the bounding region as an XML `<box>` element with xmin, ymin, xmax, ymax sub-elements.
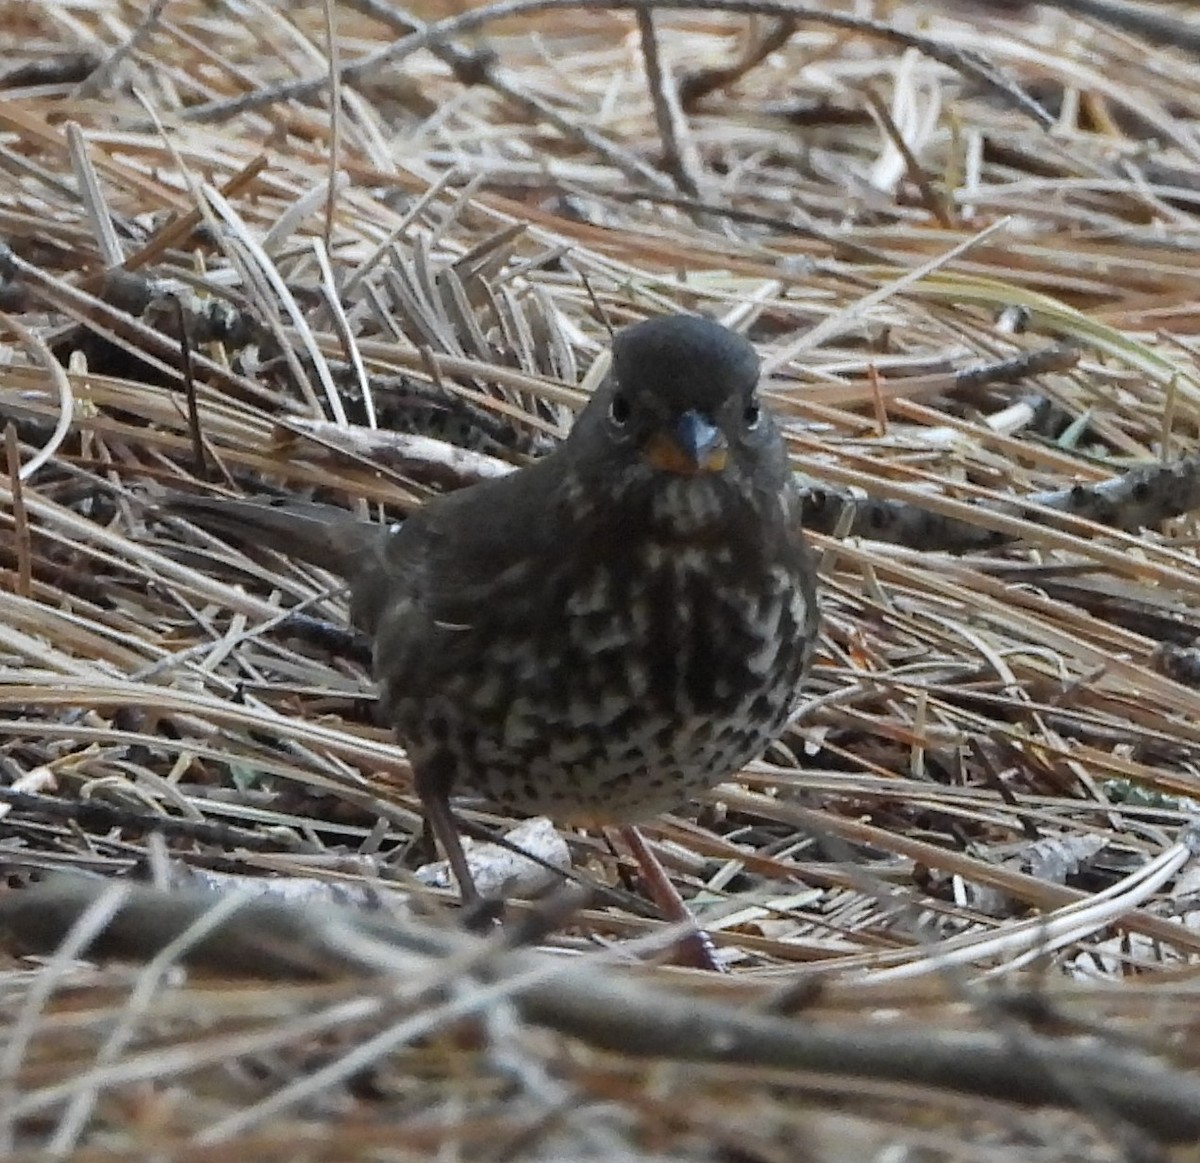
<box><xmin>2</xmin><ymin>1</ymin><xmax>1200</xmax><ymax>1159</ymax></box>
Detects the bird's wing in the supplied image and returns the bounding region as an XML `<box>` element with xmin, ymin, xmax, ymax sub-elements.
<box><xmin>348</xmin><ymin>453</ymin><xmax>574</xmax><ymax>678</ymax></box>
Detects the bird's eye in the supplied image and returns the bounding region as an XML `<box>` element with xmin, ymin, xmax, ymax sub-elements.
<box><xmin>743</xmin><ymin>399</ymin><xmax>762</xmax><ymax>428</ymax></box>
<box><xmin>609</xmin><ymin>393</ymin><xmax>631</xmax><ymax>426</ymax></box>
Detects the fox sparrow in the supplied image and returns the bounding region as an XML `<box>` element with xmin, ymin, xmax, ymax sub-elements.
<box><xmin>167</xmin><ymin>315</ymin><xmax>819</xmax><ymax>900</ymax></box>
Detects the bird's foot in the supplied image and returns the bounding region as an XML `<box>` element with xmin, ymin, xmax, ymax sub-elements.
<box><xmin>616</xmin><ymin>825</ymin><xmax>725</xmax><ymax>973</ymax></box>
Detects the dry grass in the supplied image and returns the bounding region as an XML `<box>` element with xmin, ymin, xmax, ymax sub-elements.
<box><xmin>3</xmin><ymin>0</ymin><xmax>1200</xmax><ymax>1158</ymax></box>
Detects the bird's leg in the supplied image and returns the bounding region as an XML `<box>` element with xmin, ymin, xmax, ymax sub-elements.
<box><xmin>414</xmin><ymin>767</ymin><xmax>480</xmax><ymax>906</ymax></box>
<box><xmin>616</xmin><ymin>825</ymin><xmax>723</xmax><ymax>973</ymax></box>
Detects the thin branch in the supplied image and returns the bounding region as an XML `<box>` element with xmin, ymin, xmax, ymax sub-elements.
<box><xmin>178</xmin><ymin>0</ymin><xmax>1053</xmax><ymax>130</ymax></box>
<box><xmin>3</xmin><ymin>879</ymin><xmax>1200</xmax><ymax>1142</ymax></box>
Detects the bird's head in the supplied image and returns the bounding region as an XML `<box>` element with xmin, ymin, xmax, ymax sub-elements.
<box><xmin>567</xmin><ymin>315</ymin><xmax>788</xmax><ymax>525</ymax></box>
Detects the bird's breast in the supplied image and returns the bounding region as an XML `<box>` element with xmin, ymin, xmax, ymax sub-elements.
<box><xmin>386</xmin><ymin>528</ymin><xmax>814</xmax><ymax>821</ymax></box>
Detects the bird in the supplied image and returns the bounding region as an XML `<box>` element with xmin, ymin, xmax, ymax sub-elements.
<box><xmin>166</xmin><ymin>315</ymin><xmax>820</xmax><ymax>904</ymax></box>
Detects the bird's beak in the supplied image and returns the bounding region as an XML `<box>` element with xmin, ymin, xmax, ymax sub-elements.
<box><xmin>644</xmin><ymin>410</ymin><xmax>728</xmax><ymax>475</ymax></box>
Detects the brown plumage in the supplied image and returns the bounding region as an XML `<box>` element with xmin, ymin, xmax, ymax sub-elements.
<box><xmin>166</xmin><ymin>315</ymin><xmax>819</xmax><ymax>900</ymax></box>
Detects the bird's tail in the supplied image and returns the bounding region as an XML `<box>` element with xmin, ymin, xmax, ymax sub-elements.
<box><xmin>160</xmin><ymin>495</ymin><xmax>385</xmax><ymax>580</ymax></box>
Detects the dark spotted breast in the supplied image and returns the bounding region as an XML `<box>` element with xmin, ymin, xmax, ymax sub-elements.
<box><xmin>380</xmin><ymin>514</ymin><xmax>815</xmax><ymax>822</ymax></box>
